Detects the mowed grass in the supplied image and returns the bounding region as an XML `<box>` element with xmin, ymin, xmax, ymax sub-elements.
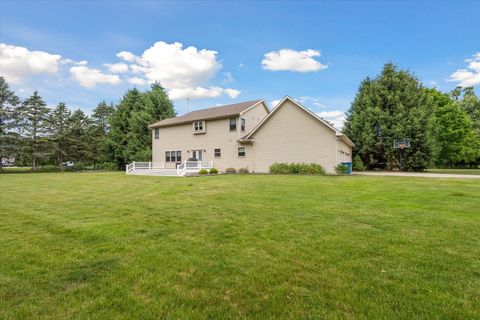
<box><xmin>426</xmin><ymin>168</ymin><xmax>480</xmax><ymax>175</ymax></box>
<box><xmin>1</xmin><ymin>173</ymin><xmax>479</xmax><ymax>319</ymax></box>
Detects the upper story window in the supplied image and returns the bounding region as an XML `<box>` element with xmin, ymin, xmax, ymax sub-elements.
<box><xmin>193</xmin><ymin>121</ymin><xmax>205</xmax><ymax>134</ymax></box>
<box><xmin>154</xmin><ymin>128</ymin><xmax>160</xmax><ymax>139</ymax></box>
<box><xmin>241</xmin><ymin>118</ymin><xmax>246</xmax><ymax>132</ymax></box>
<box><xmin>229</xmin><ymin>117</ymin><xmax>237</xmax><ymax>131</ymax></box>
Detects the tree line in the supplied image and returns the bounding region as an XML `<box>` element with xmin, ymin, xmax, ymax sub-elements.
<box><xmin>0</xmin><ymin>77</ymin><xmax>175</xmax><ymax>170</ymax></box>
<box><xmin>2</xmin><ymin>62</ymin><xmax>479</xmax><ymax>172</ymax></box>
<box><xmin>344</xmin><ymin>63</ymin><xmax>480</xmax><ymax>171</ymax></box>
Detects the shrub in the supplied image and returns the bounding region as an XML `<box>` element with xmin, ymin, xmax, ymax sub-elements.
<box><xmin>209</xmin><ymin>168</ymin><xmax>218</xmax><ymax>174</ymax></box>
<box><xmin>238</xmin><ymin>167</ymin><xmax>249</xmax><ymax>174</ymax></box>
<box><xmin>336</xmin><ymin>164</ymin><xmax>349</xmax><ymax>175</ymax></box>
<box><xmin>269</xmin><ymin>163</ymin><xmax>325</xmax><ymax>175</ymax></box>
<box><xmin>352</xmin><ymin>155</ymin><xmax>365</xmax><ymax>171</ymax></box>
<box><xmin>269</xmin><ymin>163</ymin><xmax>290</xmax><ymax>174</ymax></box>
<box><xmin>304</xmin><ymin>163</ymin><xmax>326</xmax><ymax>175</ymax></box>
<box><xmin>199</xmin><ymin>169</ymin><xmax>209</xmax><ymax>175</ymax></box>
<box><xmin>225</xmin><ymin>167</ymin><xmax>237</xmax><ymax>174</ymax></box>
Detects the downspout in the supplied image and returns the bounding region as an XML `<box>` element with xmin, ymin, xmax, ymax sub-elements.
<box><xmin>252</xmin><ymin>139</ymin><xmax>255</xmax><ymax>173</ymax></box>
<box><xmin>334</xmin><ymin>138</ymin><xmax>338</xmax><ymax>173</ymax></box>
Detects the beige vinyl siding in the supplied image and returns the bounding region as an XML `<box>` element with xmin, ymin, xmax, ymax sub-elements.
<box><xmin>240</xmin><ymin>103</ymin><xmax>269</xmax><ymax>133</ymax></box>
<box><xmin>252</xmin><ymin>99</ymin><xmax>338</xmax><ymax>174</ymax></box>
<box><xmin>151</xmin><ymin>102</ymin><xmax>268</xmax><ymax>172</ymax></box>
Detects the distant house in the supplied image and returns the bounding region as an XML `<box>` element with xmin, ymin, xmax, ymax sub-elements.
<box><xmin>127</xmin><ymin>96</ymin><xmax>353</xmax><ymax>175</ymax></box>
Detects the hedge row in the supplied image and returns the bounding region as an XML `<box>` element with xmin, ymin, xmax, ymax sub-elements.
<box><xmin>269</xmin><ymin>163</ymin><xmax>325</xmax><ymax>175</ymax></box>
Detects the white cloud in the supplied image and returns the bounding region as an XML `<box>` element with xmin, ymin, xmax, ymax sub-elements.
<box><xmin>0</xmin><ymin>43</ymin><xmax>62</xmax><ymax>83</ymax></box>
<box><xmin>223</xmin><ymin>88</ymin><xmax>241</xmax><ymax>98</ymax></box>
<box><xmin>270</xmin><ymin>99</ymin><xmax>281</xmax><ymax>108</ymax></box>
<box><xmin>168</xmin><ymin>86</ymin><xmax>240</xmax><ymax>100</ymax></box>
<box><xmin>262</xmin><ymin>49</ymin><xmax>327</xmax><ymax>72</ymax></box>
<box><xmin>116</xmin><ymin>41</ymin><xmax>220</xmax><ymax>89</ymax></box>
<box><xmin>104</xmin><ymin>62</ymin><xmax>129</xmax><ymax>73</ymax></box>
<box><xmin>222</xmin><ymin>72</ymin><xmax>234</xmax><ymax>84</ymax></box>
<box><xmin>116</xmin><ymin>41</ymin><xmax>239</xmax><ymax>100</ymax></box>
<box><xmin>127</xmin><ymin>77</ymin><xmax>148</xmax><ymax>85</ymax></box>
<box><xmin>316</xmin><ymin>110</ymin><xmax>346</xmax><ymax>129</ymax></box>
<box><xmin>448</xmin><ymin>52</ymin><xmax>480</xmax><ymax>87</ymax></box>
<box><xmin>298</xmin><ymin>96</ymin><xmax>328</xmax><ymax>108</ymax></box>
<box><xmin>116</xmin><ymin>51</ymin><xmax>137</xmax><ymax>62</ymax></box>
<box><xmin>70</xmin><ymin>65</ymin><xmax>121</xmax><ymax>88</ymax></box>
<box><xmin>61</xmin><ymin>59</ymin><xmax>88</xmax><ymax>66</ymax></box>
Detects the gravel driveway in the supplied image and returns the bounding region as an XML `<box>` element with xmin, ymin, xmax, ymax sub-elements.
<box><xmin>353</xmin><ymin>171</ymin><xmax>480</xmax><ymax>179</ymax></box>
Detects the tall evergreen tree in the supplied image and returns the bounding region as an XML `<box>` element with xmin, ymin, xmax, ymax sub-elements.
<box><xmin>92</xmin><ymin>101</ymin><xmax>114</xmax><ymax>134</ymax></box>
<box><xmin>344</xmin><ymin>63</ymin><xmax>435</xmax><ymax>171</ymax></box>
<box><xmin>66</xmin><ymin>109</ymin><xmax>91</xmax><ymax>163</ymax></box>
<box><xmin>0</xmin><ymin>77</ymin><xmax>21</xmax><ymax>169</ymax></box>
<box><xmin>47</xmin><ymin>102</ymin><xmax>71</xmax><ymax>165</ymax></box>
<box><xmin>107</xmin><ymin>84</ymin><xmax>175</xmax><ymax>168</ymax></box>
<box><xmin>17</xmin><ymin>91</ymin><xmax>50</xmax><ymax>170</ymax></box>
<box><xmin>89</xmin><ymin>101</ymin><xmax>115</xmax><ymax>166</ymax></box>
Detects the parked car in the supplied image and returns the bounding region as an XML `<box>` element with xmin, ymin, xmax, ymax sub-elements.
<box><xmin>61</xmin><ymin>161</ymin><xmax>75</xmax><ymax>167</ymax></box>
<box><xmin>1</xmin><ymin>159</ymin><xmax>15</xmax><ymax>167</ymax></box>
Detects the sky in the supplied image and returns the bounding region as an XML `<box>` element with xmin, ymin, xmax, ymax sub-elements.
<box><xmin>1</xmin><ymin>0</ymin><xmax>479</xmax><ymax>128</ymax></box>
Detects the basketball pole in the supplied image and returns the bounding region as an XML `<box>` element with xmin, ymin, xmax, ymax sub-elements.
<box><xmin>399</xmin><ymin>148</ymin><xmax>404</xmax><ymax>172</ymax></box>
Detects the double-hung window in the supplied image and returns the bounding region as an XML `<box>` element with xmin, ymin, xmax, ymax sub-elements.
<box><xmin>214</xmin><ymin>148</ymin><xmax>221</xmax><ymax>158</ymax></box>
<box><xmin>154</xmin><ymin>128</ymin><xmax>160</xmax><ymax>139</ymax></box>
<box><xmin>238</xmin><ymin>147</ymin><xmax>246</xmax><ymax>157</ymax></box>
<box><xmin>240</xmin><ymin>118</ymin><xmax>246</xmax><ymax>132</ymax></box>
<box><xmin>229</xmin><ymin>117</ymin><xmax>237</xmax><ymax>131</ymax></box>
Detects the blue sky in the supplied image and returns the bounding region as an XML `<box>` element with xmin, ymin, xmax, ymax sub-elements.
<box><xmin>1</xmin><ymin>0</ymin><xmax>479</xmax><ymax>128</ymax></box>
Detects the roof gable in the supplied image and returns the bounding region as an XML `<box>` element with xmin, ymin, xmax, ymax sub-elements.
<box><xmin>244</xmin><ymin>96</ymin><xmax>354</xmax><ymax>147</ymax></box>
<box><xmin>149</xmin><ymin>99</ymin><xmax>265</xmax><ymax>128</ymax></box>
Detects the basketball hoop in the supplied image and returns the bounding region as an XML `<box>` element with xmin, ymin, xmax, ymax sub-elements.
<box><xmin>394</xmin><ymin>139</ymin><xmax>410</xmax><ymax>149</ymax></box>
<box><xmin>393</xmin><ymin>139</ymin><xmax>411</xmax><ymax>172</ymax></box>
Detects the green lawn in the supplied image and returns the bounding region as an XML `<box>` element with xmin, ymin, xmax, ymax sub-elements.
<box><xmin>1</xmin><ymin>172</ymin><xmax>479</xmax><ymax>319</ymax></box>
<box><xmin>426</xmin><ymin>168</ymin><xmax>480</xmax><ymax>175</ymax></box>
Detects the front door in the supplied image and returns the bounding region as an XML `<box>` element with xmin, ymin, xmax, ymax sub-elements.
<box><xmin>192</xmin><ymin>150</ymin><xmax>203</xmax><ymax>161</ymax></box>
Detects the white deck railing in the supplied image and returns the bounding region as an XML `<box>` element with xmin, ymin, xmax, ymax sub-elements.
<box><xmin>126</xmin><ymin>160</ymin><xmax>213</xmax><ymax>176</ymax></box>
<box><xmin>177</xmin><ymin>160</ymin><xmax>213</xmax><ymax>176</ymax></box>
<box><xmin>125</xmin><ymin>161</ymin><xmax>165</xmax><ymax>173</ymax></box>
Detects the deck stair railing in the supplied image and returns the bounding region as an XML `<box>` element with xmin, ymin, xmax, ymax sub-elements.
<box><xmin>177</xmin><ymin>160</ymin><xmax>213</xmax><ymax>176</ymax></box>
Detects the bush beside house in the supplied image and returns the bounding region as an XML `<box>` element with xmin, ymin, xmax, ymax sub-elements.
<box><xmin>269</xmin><ymin>163</ymin><xmax>325</xmax><ymax>175</ymax></box>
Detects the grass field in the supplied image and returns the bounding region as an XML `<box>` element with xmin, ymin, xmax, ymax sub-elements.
<box><xmin>1</xmin><ymin>172</ymin><xmax>479</xmax><ymax>319</ymax></box>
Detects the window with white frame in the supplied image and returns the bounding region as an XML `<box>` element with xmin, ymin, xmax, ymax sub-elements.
<box><xmin>193</xmin><ymin>121</ymin><xmax>205</xmax><ymax>133</ymax></box>
<box><xmin>238</xmin><ymin>146</ymin><xmax>246</xmax><ymax>157</ymax></box>
<box><xmin>214</xmin><ymin>148</ymin><xmax>221</xmax><ymax>158</ymax></box>
<box><xmin>165</xmin><ymin>150</ymin><xmax>182</xmax><ymax>162</ymax></box>
<box><xmin>241</xmin><ymin>118</ymin><xmax>246</xmax><ymax>132</ymax></box>
<box><xmin>154</xmin><ymin>128</ymin><xmax>160</xmax><ymax>139</ymax></box>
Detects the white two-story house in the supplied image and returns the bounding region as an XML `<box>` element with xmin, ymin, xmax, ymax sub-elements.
<box><xmin>148</xmin><ymin>96</ymin><xmax>353</xmax><ymax>174</ymax></box>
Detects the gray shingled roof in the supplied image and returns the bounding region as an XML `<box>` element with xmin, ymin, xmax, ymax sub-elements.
<box><xmin>149</xmin><ymin>99</ymin><xmax>264</xmax><ymax>128</ymax></box>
